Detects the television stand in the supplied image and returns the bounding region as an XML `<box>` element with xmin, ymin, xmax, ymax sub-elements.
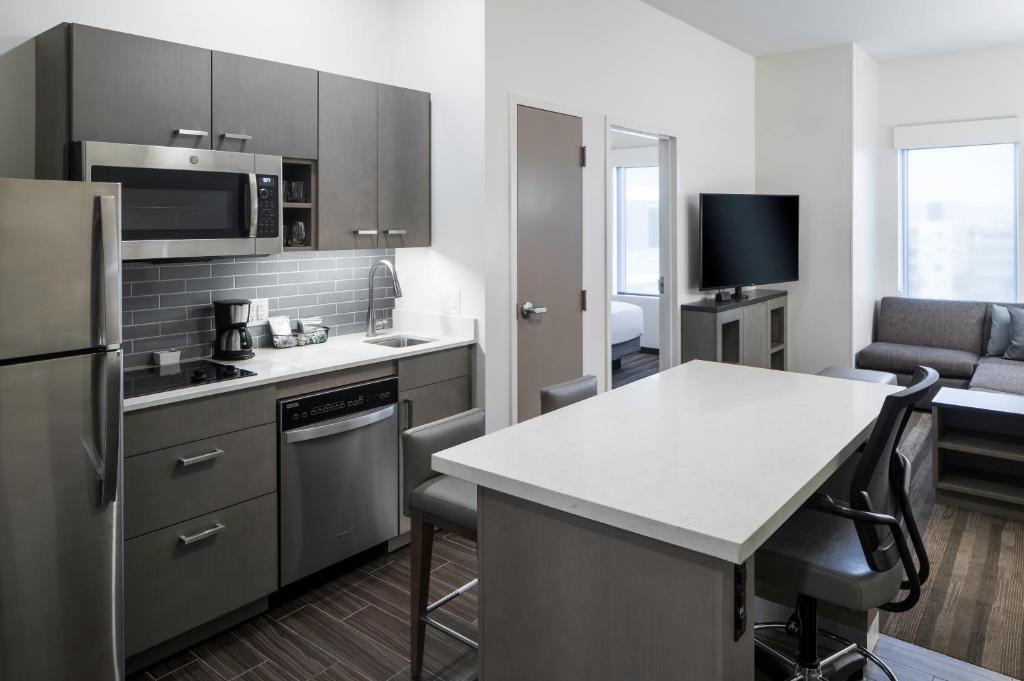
<box><xmin>715</xmin><ymin>287</ymin><xmax>749</xmax><ymax>303</ymax></box>
<box><xmin>681</xmin><ymin>289</ymin><xmax>788</xmax><ymax>371</ymax></box>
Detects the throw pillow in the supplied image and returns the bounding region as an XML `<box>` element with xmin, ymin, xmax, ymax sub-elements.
<box><xmin>987</xmin><ymin>304</ymin><xmax>1012</xmax><ymax>356</ymax></box>
<box><xmin>1003</xmin><ymin>307</ymin><xmax>1024</xmax><ymax>360</ymax></box>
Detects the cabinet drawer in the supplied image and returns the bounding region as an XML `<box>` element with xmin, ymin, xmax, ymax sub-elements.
<box><xmin>125</xmin><ymin>493</ymin><xmax>277</xmax><ymax>656</ymax></box>
<box><xmin>398</xmin><ymin>346</ymin><xmax>471</xmax><ymax>392</ymax></box>
<box><xmin>125</xmin><ymin>423</ymin><xmax>276</xmax><ymax>539</ymax></box>
<box><xmin>125</xmin><ymin>385</ymin><xmax>275</xmax><ymax>456</ymax></box>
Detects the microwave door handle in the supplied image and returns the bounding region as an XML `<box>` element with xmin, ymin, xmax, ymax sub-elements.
<box><xmin>248</xmin><ymin>173</ymin><xmax>258</xmax><ymax>238</ymax></box>
<box><xmin>95</xmin><ymin>195</ymin><xmax>120</xmax><ymax>348</ymax></box>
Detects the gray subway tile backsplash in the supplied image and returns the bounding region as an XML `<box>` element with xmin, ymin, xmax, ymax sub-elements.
<box><xmin>121</xmin><ymin>249</ymin><xmax>395</xmax><ymax>368</ymax></box>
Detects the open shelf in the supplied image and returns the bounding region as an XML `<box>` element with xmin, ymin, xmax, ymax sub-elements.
<box><xmin>936</xmin><ymin>471</ymin><xmax>1024</xmax><ymax>506</ymax></box>
<box><xmin>938</xmin><ymin>428</ymin><xmax>1024</xmax><ymax>464</ymax></box>
<box><xmin>282</xmin><ymin>159</ymin><xmax>316</xmax><ymax>250</ymax></box>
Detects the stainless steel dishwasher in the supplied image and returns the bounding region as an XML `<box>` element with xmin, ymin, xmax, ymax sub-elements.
<box><xmin>279</xmin><ymin>376</ymin><xmax>399</xmax><ymax>586</ymax></box>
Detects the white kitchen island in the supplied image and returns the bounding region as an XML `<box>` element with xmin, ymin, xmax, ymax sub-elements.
<box><xmin>433</xmin><ymin>360</ymin><xmax>901</xmax><ymax>680</ymax></box>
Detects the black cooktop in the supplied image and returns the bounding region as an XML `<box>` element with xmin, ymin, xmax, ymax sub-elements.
<box><xmin>123</xmin><ymin>359</ymin><xmax>256</xmax><ymax>399</ymax></box>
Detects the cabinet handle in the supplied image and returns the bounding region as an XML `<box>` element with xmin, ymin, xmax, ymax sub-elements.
<box><xmin>178</xmin><ymin>448</ymin><xmax>224</xmax><ymax>467</ymax></box>
<box><xmin>353</xmin><ymin>230</ymin><xmax>379</xmax><ymax>236</ymax></box>
<box><xmin>401</xmin><ymin>398</ymin><xmax>413</xmax><ymax>431</ymax></box>
<box><xmin>178</xmin><ymin>522</ymin><xmax>226</xmax><ymax>546</ymax></box>
<box><xmin>174</xmin><ymin>129</ymin><xmax>209</xmax><ymax>137</ymax></box>
<box><xmin>221</xmin><ymin>132</ymin><xmax>253</xmax><ymax>141</ymax></box>
<box><xmin>386</xmin><ymin>229</ymin><xmax>408</xmax><ymax>236</ymax></box>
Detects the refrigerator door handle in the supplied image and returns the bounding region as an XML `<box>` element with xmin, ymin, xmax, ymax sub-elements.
<box><xmin>98</xmin><ymin>350</ymin><xmax>122</xmax><ymax>505</ymax></box>
<box><xmin>96</xmin><ymin>195</ymin><xmax>121</xmax><ymax>349</ymax></box>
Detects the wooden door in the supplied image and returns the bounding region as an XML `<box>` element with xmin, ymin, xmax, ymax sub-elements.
<box><xmin>71</xmin><ymin>25</ymin><xmax>211</xmax><ymax>149</ymax></box>
<box><xmin>318</xmin><ymin>73</ymin><xmax>379</xmax><ymax>250</ymax></box>
<box><xmin>379</xmin><ymin>84</ymin><xmax>431</xmax><ymax>248</ymax></box>
<box><xmin>516</xmin><ymin>105</ymin><xmax>584</xmax><ymax>421</ymax></box>
<box><xmin>211</xmin><ymin>52</ymin><xmax>318</xmax><ymax>158</ymax></box>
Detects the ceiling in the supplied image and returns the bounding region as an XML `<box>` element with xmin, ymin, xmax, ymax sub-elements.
<box><xmin>642</xmin><ymin>0</ymin><xmax>1024</xmax><ymax>61</ymax></box>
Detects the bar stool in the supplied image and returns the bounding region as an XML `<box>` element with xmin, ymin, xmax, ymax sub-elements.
<box><xmin>754</xmin><ymin>367</ymin><xmax>938</xmax><ymax>681</ymax></box>
<box><xmin>540</xmin><ymin>375</ymin><xmax>597</xmax><ymax>414</ymax></box>
<box><xmin>404</xmin><ymin>408</ymin><xmax>486</xmax><ymax>678</ymax></box>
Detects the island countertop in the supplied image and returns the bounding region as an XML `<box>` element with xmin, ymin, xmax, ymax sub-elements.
<box><xmin>433</xmin><ymin>360</ymin><xmax>900</xmax><ymax>563</ymax></box>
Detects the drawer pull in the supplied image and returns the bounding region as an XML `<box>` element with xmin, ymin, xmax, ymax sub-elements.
<box><xmin>178</xmin><ymin>448</ymin><xmax>224</xmax><ymax>467</ymax></box>
<box><xmin>178</xmin><ymin>522</ymin><xmax>226</xmax><ymax>546</ymax></box>
<box><xmin>385</xmin><ymin>229</ymin><xmax>408</xmax><ymax>236</ymax></box>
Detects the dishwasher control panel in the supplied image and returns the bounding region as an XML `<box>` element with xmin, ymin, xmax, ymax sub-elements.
<box><xmin>280</xmin><ymin>376</ymin><xmax>398</xmax><ymax>430</ymax></box>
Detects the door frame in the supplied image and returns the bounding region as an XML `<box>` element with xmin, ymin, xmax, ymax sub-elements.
<box><xmin>604</xmin><ymin>116</ymin><xmax>679</xmax><ymax>388</ymax></box>
<box><xmin>508</xmin><ymin>94</ymin><xmax>589</xmax><ymax>424</ymax></box>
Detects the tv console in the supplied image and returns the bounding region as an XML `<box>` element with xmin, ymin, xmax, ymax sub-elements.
<box><xmin>680</xmin><ymin>289</ymin><xmax>787</xmax><ymax>370</ymax></box>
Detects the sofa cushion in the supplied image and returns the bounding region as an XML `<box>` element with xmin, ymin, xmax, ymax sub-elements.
<box><xmin>877</xmin><ymin>297</ymin><xmax>988</xmax><ymax>354</ymax></box>
<box><xmin>856</xmin><ymin>342</ymin><xmax>979</xmax><ymax>379</ymax></box>
<box><xmin>987</xmin><ymin>304</ymin><xmax>1013</xmax><ymax>356</ymax></box>
<box><xmin>970</xmin><ymin>357</ymin><xmax>1024</xmax><ymax>395</ymax></box>
<box><xmin>1004</xmin><ymin>307</ymin><xmax>1024</xmax><ymax>360</ymax></box>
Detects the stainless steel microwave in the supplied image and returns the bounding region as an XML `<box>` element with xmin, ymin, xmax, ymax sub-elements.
<box><xmin>78</xmin><ymin>141</ymin><xmax>282</xmax><ymax>260</ymax></box>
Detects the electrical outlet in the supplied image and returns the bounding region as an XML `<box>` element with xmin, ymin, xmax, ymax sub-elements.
<box><xmin>249</xmin><ymin>298</ymin><xmax>269</xmax><ymax>325</ymax></box>
<box><xmin>443</xmin><ymin>289</ymin><xmax>461</xmax><ymax>315</ymax></box>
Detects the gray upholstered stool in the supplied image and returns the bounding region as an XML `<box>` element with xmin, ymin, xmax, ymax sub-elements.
<box><xmin>817</xmin><ymin>366</ymin><xmax>898</xmax><ymax>385</ymax></box>
<box><xmin>403</xmin><ymin>408</ymin><xmax>485</xmax><ymax>677</ymax></box>
<box><xmin>540</xmin><ymin>374</ymin><xmax>598</xmax><ymax>414</ymax></box>
<box><xmin>754</xmin><ymin>367</ymin><xmax>938</xmax><ymax>681</ymax></box>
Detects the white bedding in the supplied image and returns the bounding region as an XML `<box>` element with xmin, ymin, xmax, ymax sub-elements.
<box><xmin>610</xmin><ymin>301</ymin><xmax>644</xmax><ymax>345</ymax></box>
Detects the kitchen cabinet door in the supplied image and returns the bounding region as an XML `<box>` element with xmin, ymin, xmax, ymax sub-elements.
<box><xmin>400</xmin><ymin>375</ymin><xmax>472</xmax><ymax>431</ymax></box>
<box><xmin>212</xmin><ymin>52</ymin><xmax>318</xmax><ymax>158</ymax></box>
<box><xmin>378</xmin><ymin>85</ymin><xmax>431</xmax><ymax>248</ymax></box>
<box><xmin>318</xmin><ymin>73</ymin><xmax>379</xmax><ymax>250</ymax></box>
<box><xmin>70</xmin><ymin>25</ymin><xmax>212</xmax><ymax>149</ymax></box>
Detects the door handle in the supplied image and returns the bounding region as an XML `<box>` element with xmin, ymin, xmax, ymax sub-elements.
<box><xmin>178</xmin><ymin>522</ymin><xmax>226</xmax><ymax>546</ymax></box>
<box><xmin>353</xmin><ymin>229</ymin><xmax>379</xmax><ymax>236</ymax></box>
<box><xmin>96</xmin><ymin>195</ymin><xmax>120</xmax><ymax>349</ymax></box>
<box><xmin>221</xmin><ymin>132</ymin><xmax>253</xmax><ymax>141</ymax></box>
<box><xmin>521</xmin><ymin>301</ymin><xmax>548</xmax><ymax>319</ymax></box>
<box><xmin>174</xmin><ymin>129</ymin><xmax>209</xmax><ymax>137</ymax></box>
<box><xmin>385</xmin><ymin>229</ymin><xmax>408</xmax><ymax>236</ymax></box>
<box><xmin>247</xmin><ymin>173</ymin><xmax>258</xmax><ymax>238</ymax></box>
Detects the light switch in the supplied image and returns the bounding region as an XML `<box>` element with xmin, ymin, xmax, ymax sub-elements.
<box><xmin>443</xmin><ymin>289</ymin><xmax>461</xmax><ymax>315</ymax></box>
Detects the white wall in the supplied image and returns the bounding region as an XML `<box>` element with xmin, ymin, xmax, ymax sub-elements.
<box><xmin>0</xmin><ymin>0</ymin><xmax>397</xmax><ymax>179</ymax></box>
<box><xmin>390</xmin><ymin>0</ymin><xmax>486</xmax><ymax>406</ymax></box>
<box><xmin>756</xmin><ymin>45</ymin><xmax>855</xmax><ymax>373</ymax></box>
<box><xmin>877</xmin><ymin>44</ymin><xmax>1024</xmax><ymax>301</ymax></box>
<box><xmin>851</xmin><ymin>45</ymin><xmax>881</xmax><ymax>354</ymax></box>
<box><xmin>486</xmin><ymin>0</ymin><xmax>756</xmax><ymax>429</ymax></box>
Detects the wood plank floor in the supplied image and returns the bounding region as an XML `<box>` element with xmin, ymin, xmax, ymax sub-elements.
<box><xmin>133</xmin><ymin>526</ymin><xmax>1010</xmax><ymax>681</ymax></box>
<box><xmin>612</xmin><ymin>350</ymin><xmax>659</xmax><ymax>388</ymax></box>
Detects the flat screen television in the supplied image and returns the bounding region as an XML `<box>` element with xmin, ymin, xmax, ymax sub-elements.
<box><xmin>699</xmin><ymin>193</ymin><xmax>799</xmax><ymax>299</ymax></box>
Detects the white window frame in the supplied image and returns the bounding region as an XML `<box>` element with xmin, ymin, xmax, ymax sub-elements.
<box><xmin>894</xmin><ymin>117</ymin><xmax>1024</xmax><ymax>303</ymax></box>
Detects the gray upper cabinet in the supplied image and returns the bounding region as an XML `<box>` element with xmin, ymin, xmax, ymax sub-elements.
<box><xmin>212</xmin><ymin>52</ymin><xmax>318</xmax><ymax>159</ymax></box>
<box><xmin>379</xmin><ymin>85</ymin><xmax>431</xmax><ymax>248</ymax></box>
<box><xmin>70</xmin><ymin>25</ymin><xmax>212</xmax><ymax>149</ymax></box>
<box><xmin>318</xmin><ymin>73</ymin><xmax>379</xmax><ymax>251</ymax></box>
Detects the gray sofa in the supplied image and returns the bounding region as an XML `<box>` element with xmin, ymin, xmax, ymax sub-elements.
<box><xmin>855</xmin><ymin>296</ymin><xmax>1024</xmax><ymax>397</ymax></box>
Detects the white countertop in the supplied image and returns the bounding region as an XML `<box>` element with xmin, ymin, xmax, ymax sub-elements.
<box><xmin>433</xmin><ymin>361</ymin><xmax>901</xmax><ymax>563</ymax></box>
<box><xmin>124</xmin><ymin>310</ymin><xmax>476</xmax><ymax>412</ymax></box>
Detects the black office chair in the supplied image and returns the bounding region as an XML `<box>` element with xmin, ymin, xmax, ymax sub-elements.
<box><xmin>540</xmin><ymin>375</ymin><xmax>598</xmax><ymax>414</ymax></box>
<box><xmin>404</xmin><ymin>408</ymin><xmax>486</xmax><ymax>678</ymax></box>
<box><xmin>754</xmin><ymin>366</ymin><xmax>939</xmax><ymax>681</ymax></box>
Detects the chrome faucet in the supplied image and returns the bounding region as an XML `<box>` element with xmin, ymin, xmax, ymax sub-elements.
<box><xmin>366</xmin><ymin>259</ymin><xmax>403</xmax><ymax>336</ymax></box>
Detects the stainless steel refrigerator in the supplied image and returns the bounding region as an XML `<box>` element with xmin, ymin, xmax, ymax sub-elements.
<box><xmin>0</xmin><ymin>178</ymin><xmax>124</xmax><ymax>680</ymax></box>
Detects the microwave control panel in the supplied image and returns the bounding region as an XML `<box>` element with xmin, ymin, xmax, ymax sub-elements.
<box><xmin>256</xmin><ymin>174</ymin><xmax>280</xmax><ymax>238</ymax></box>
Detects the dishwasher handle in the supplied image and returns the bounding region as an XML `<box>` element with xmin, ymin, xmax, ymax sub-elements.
<box><xmin>284</xmin><ymin>404</ymin><xmax>397</xmax><ymax>445</ymax></box>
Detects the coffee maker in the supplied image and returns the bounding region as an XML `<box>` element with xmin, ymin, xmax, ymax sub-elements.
<box><xmin>213</xmin><ymin>299</ymin><xmax>255</xmax><ymax>360</ymax></box>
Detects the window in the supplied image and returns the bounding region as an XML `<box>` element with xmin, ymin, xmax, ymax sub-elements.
<box><xmin>900</xmin><ymin>143</ymin><xmax>1018</xmax><ymax>302</ymax></box>
<box><xmin>614</xmin><ymin>165</ymin><xmax>660</xmax><ymax>296</ymax></box>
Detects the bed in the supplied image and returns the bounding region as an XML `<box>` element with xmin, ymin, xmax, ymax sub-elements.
<box><xmin>610</xmin><ymin>300</ymin><xmax>644</xmax><ymax>367</ymax></box>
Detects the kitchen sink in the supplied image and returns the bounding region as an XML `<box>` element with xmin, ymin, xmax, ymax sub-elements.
<box><xmin>363</xmin><ymin>336</ymin><xmax>434</xmax><ymax>348</ymax></box>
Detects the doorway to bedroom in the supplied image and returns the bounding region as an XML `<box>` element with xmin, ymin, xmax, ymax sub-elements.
<box><xmin>609</xmin><ymin>125</ymin><xmax>672</xmax><ymax>389</ymax></box>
